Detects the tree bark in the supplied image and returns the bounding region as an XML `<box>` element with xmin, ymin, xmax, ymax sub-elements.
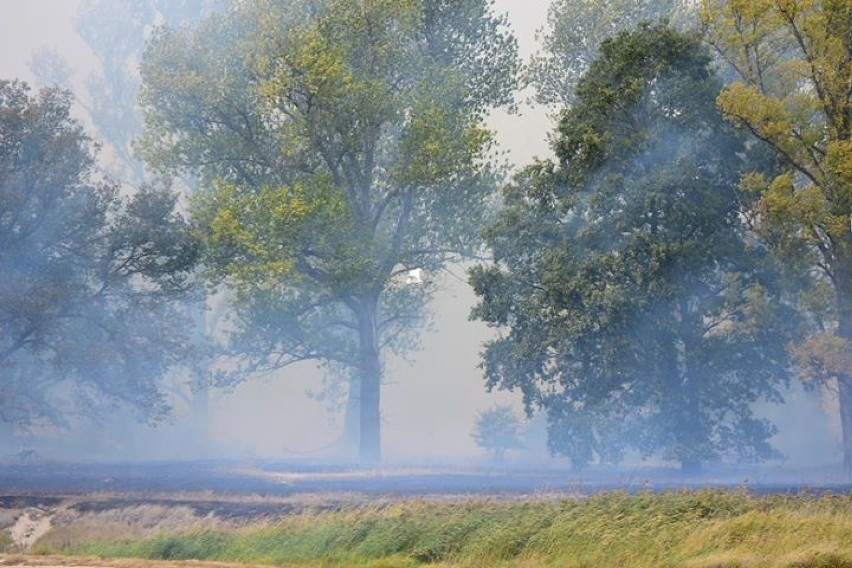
<box><xmin>681</xmin><ymin>362</ymin><xmax>704</xmax><ymax>473</ymax></box>
<box><xmin>356</xmin><ymin>296</ymin><xmax>382</xmax><ymax>464</ymax></box>
<box><xmin>190</xmin><ymin>369</ymin><xmax>210</xmax><ymax>455</ymax></box>
<box><xmin>839</xmin><ymin>375</ymin><xmax>852</xmax><ymax>475</ymax></box>
<box><xmin>660</xmin><ymin>328</ymin><xmax>703</xmax><ymax>474</ymax></box>
<box><xmin>836</xmin><ymin>252</ymin><xmax>852</xmax><ymax>474</ymax></box>
<box><xmin>189</xmin><ymin>304</ymin><xmax>212</xmax><ymax>456</ymax></box>
<box><xmin>341</xmin><ymin>376</ymin><xmax>361</xmax><ymax>459</ymax></box>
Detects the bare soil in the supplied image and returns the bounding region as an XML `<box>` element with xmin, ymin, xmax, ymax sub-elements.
<box><xmin>0</xmin><ymin>555</ymin><xmax>281</xmax><ymax>568</ymax></box>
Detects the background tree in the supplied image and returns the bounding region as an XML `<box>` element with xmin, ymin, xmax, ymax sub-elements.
<box><xmin>0</xmin><ymin>80</ymin><xmax>197</xmax><ymax>433</ymax></box>
<box><xmin>138</xmin><ymin>0</ymin><xmax>519</xmax><ymax>462</ymax></box>
<box><xmin>470</xmin><ymin>25</ymin><xmax>793</xmax><ymax>472</ymax></box>
<box><xmin>701</xmin><ymin>0</ymin><xmax>852</xmax><ymax>472</ymax></box>
<box><xmin>29</xmin><ymin>0</ymin><xmax>228</xmax><ymax>452</ymax></box>
<box><xmin>30</xmin><ymin>0</ymin><xmax>225</xmax><ymax>185</ymax></box>
<box><xmin>472</xmin><ymin>405</ymin><xmax>524</xmax><ymax>464</ymax></box>
<box><xmin>528</xmin><ymin>0</ymin><xmax>697</xmax><ymax>108</ymax></box>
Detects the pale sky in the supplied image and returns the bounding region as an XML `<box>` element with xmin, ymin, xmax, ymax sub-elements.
<box><xmin>0</xmin><ymin>0</ymin><xmax>554</xmax><ymax>462</ymax></box>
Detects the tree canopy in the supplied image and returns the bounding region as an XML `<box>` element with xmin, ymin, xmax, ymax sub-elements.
<box><xmin>138</xmin><ymin>0</ymin><xmax>519</xmax><ymax>462</ymax></box>
<box><xmin>472</xmin><ymin>405</ymin><xmax>525</xmax><ymax>464</ymax></box>
<box><xmin>702</xmin><ymin>0</ymin><xmax>852</xmax><ymax>472</ymax></box>
<box><xmin>528</xmin><ymin>0</ymin><xmax>696</xmax><ymax>107</ymax></box>
<box><xmin>0</xmin><ymin>80</ymin><xmax>198</xmax><ymax>430</ymax></box>
<box><xmin>471</xmin><ymin>24</ymin><xmax>793</xmax><ymax>471</ymax></box>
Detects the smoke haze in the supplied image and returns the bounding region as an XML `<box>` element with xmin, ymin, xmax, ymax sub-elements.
<box><xmin>0</xmin><ymin>0</ymin><xmax>839</xmax><ymax>470</ymax></box>
<box><xmin>0</xmin><ymin>0</ymin><xmax>551</xmax><ymax>464</ymax></box>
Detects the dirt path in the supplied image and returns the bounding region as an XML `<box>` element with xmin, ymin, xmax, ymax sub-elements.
<box><xmin>0</xmin><ymin>556</ymin><xmax>297</xmax><ymax>568</ymax></box>
<box><xmin>8</xmin><ymin>509</ymin><xmax>53</xmax><ymax>549</ymax></box>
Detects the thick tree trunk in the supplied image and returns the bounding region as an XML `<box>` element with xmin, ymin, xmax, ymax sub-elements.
<box><xmin>839</xmin><ymin>375</ymin><xmax>852</xmax><ymax>475</ymax></box>
<box><xmin>680</xmin><ymin>352</ymin><xmax>703</xmax><ymax>475</ymax></box>
<box><xmin>189</xmin><ymin>369</ymin><xmax>210</xmax><ymax>455</ymax></box>
<box><xmin>836</xmin><ymin>254</ymin><xmax>852</xmax><ymax>474</ymax></box>
<box><xmin>356</xmin><ymin>296</ymin><xmax>382</xmax><ymax>464</ymax></box>
<box><xmin>189</xmin><ymin>304</ymin><xmax>212</xmax><ymax>456</ymax></box>
<box><xmin>665</xmin><ymin>308</ymin><xmax>703</xmax><ymax>475</ymax></box>
<box><xmin>341</xmin><ymin>376</ymin><xmax>361</xmax><ymax>458</ymax></box>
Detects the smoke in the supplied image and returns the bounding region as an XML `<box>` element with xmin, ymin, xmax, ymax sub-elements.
<box><xmin>0</xmin><ymin>1</ymin><xmax>840</xmax><ymax>477</ymax></box>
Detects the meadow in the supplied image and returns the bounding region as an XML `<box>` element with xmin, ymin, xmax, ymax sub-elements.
<box><xmin>14</xmin><ymin>489</ymin><xmax>852</xmax><ymax>568</ymax></box>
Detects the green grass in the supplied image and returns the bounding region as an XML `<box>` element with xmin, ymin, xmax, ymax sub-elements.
<box><xmin>0</xmin><ymin>529</ymin><xmax>13</xmax><ymax>553</ymax></box>
<box><xmin>33</xmin><ymin>490</ymin><xmax>852</xmax><ymax>568</ymax></box>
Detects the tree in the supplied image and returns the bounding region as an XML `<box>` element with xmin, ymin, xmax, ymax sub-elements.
<box><xmin>528</xmin><ymin>0</ymin><xmax>697</xmax><ymax>108</ymax></box>
<box><xmin>138</xmin><ymin>0</ymin><xmax>520</xmax><ymax>462</ymax></box>
<box><xmin>30</xmin><ymin>0</ymin><xmax>225</xmax><ymax>185</ymax></box>
<box><xmin>0</xmin><ymin>80</ymin><xmax>197</xmax><ymax>432</ymax></box>
<box><xmin>29</xmin><ymin>0</ymin><xmax>229</xmax><ymax>452</ymax></box>
<box><xmin>470</xmin><ymin>25</ymin><xmax>793</xmax><ymax>472</ymax></box>
<box><xmin>472</xmin><ymin>405</ymin><xmax>524</xmax><ymax>464</ymax></box>
<box><xmin>701</xmin><ymin>0</ymin><xmax>852</xmax><ymax>472</ymax></box>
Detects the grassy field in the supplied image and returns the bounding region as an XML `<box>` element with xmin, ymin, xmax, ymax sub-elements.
<box><xmin>16</xmin><ymin>489</ymin><xmax>852</xmax><ymax>568</ymax></box>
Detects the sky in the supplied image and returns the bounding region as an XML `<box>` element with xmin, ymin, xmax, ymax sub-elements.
<box><xmin>0</xmin><ymin>0</ymin><xmax>555</xmax><ymax>462</ymax></box>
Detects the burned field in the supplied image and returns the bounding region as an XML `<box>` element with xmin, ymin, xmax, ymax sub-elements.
<box><xmin>2</xmin><ymin>462</ymin><xmax>852</xmax><ymax>567</ymax></box>
<box><xmin>2</xmin><ymin>460</ymin><xmax>852</xmax><ymax>498</ymax></box>
<box><xmin>1</xmin><ymin>460</ymin><xmax>851</xmax><ymax>531</ymax></box>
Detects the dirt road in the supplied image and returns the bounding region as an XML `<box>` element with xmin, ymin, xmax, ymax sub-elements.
<box><xmin>0</xmin><ymin>556</ymin><xmax>284</xmax><ymax>568</ymax></box>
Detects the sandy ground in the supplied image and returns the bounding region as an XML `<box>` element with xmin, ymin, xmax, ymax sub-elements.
<box><xmin>9</xmin><ymin>509</ymin><xmax>53</xmax><ymax>550</ymax></box>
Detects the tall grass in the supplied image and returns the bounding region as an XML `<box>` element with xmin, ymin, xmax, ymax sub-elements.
<box><xmin>34</xmin><ymin>491</ymin><xmax>852</xmax><ymax>568</ymax></box>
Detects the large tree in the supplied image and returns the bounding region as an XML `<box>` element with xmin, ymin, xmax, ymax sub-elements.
<box><xmin>29</xmin><ymin>0</ymin><xmax>229</xmax><ymax>450</ymax></box>
<box><xmin>138</xmin><ymin>0</ymin><xmax>519</xmax><ymax>462</ymax></box>
<box><xmin>0</xmin><ymin>80</ymin><xmax>197</xmax><ymax>432</ymax></box>
<box><xmin>470</xmin><ymin>25</ymin><xmax>793</xmax><ymax>472</ymax></box>
<box><xmin>701</xmin><ymin>0</ymin><xmax>852</xmax><ymax>472</ymax></box>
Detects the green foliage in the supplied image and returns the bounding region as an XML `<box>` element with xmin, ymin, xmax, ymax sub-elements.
<box><xmin>135</xmin><ymin>530</ymin><xmax>236</xmax><ymax>560</ymax></box>
<box><xmin>471</xmin><ymin>405</ymin><xmax>525</xmax><ymax>463</ymax></box>
<box><xmin>701</xmin><ymin>0</ymin><xmax>852</xmax><ymax>468</ymax></box>
<box><xmin>0</xmin><ymin>529</ymin><xmax>12</xmax><ymax>553</ymax></box>
<box><xmin>138</xmin><ymin>0</ymin><xmax>519</xmax><ymax>459</ymax></box>
<box><xmin>46</xmin><ymin>492</ymin><xmax>852</xmax><ymax>568</ymax></box>
<box><xmin>471</xmin><ymin>24</ymin><xmax>794</xmax><ymax>470</ymax></box>
<box><xmin>528</xmin><ymin>0</ymin><xmax>697</xmax><ymax>107</ymax></box>
<box><xmin>0</xmin><ymin>80</ymin><xmax>198</xmax><ymax>428</ymax></box>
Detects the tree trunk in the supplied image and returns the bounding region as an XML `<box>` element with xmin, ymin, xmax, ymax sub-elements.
<box><xmin>680</xmin><ymin>348</ymin><xmax>703</xmax><ymax>475</ymax></box>
<box><xmin>660</xmin><ymin>325</ymin><xmax>703</xmax><ymax>474</ymax></box>
<box><xmin>836</xmin><ymin>254</ymin><xmax>852</xmax><ymax>474</ymax></box>
<box><xmin>356</xmin><ymin>296</ymin><xmax>382</xmax><ymax>464</ymax></box>
<box><xmin>189</xmin><ymin>303</ymin><xmax>212</xmax><ymax>456</ymax></box>
<box><xmin>839</xmin><ymin>375</ymin><xmax>852</xmax><ymax>475</ymax></box>
<box><xmin>190</xmin><ymin>369</ymin><xmax>210</xmax><ymax>455</ymax></box>
<box><xmin>341</xmin><ymin>375</ymin><xmax>361</xmax><ymax>459</ymax></box>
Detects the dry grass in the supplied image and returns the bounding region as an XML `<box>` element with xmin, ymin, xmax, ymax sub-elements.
<box><xmin>8</xmin><ymin>490</ymin><xmax>852</xmax><ymax>568</ymax></box>
<box><xmin>33</xmin><ymin>504</ymin><xmax>236</xmax><ymax>553</ymax></box>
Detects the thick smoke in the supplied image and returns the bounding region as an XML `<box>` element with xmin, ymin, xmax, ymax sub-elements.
<box><xmin>0</xmin><ymin>1</ymin><xmax>840</xmax><ymax>481</ymax></box>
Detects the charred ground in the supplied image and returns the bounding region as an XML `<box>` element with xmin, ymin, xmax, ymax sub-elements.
<box><xmin>2</xmin><ymin>460</ymin><xmax>851</xmax><ymax>499</ymax></box>
<box><xmin>1</xmin><ymin>462</ymin><xmax>851</xmax><ymax>567</ymax></box>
